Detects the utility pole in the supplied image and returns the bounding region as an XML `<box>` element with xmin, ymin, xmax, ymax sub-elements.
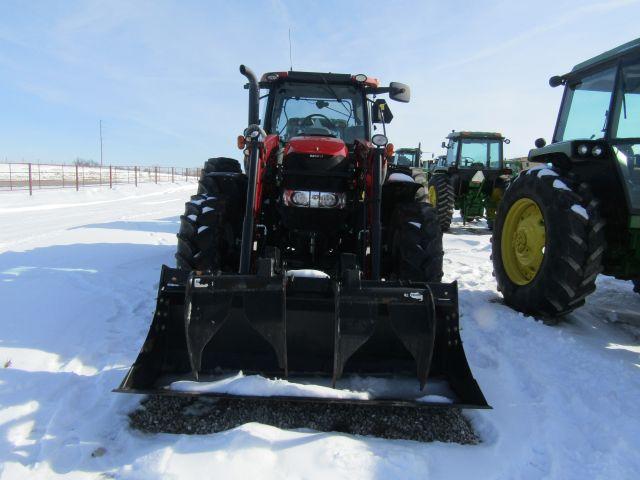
<box><xmin>99</xmin><ymin>120</ymin><xmax>104</xmax><ymax>167</ymax></box>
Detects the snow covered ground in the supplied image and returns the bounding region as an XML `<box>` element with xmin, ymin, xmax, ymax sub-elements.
<box><xmin>1</xmin><ymin>183</ymin><xmax>639</xmax><ymax>479</ymax></box>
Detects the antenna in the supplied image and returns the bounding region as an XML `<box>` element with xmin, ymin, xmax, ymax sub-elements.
<box><xmin>288</xmin><ymin>28</ymin><xmax>293</xmax><ymax>71</ymax></box>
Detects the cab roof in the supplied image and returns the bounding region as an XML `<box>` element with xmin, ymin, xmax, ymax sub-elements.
<box><xmin>553</xmin><ymin>38</ymin><xmax>640</xmax><ymax>85</ymax></box>
<box><xmin>446</xmin><ymin>131</ymin><xmax>504</xmax><ymax>140</ymax></box>
<box><xmin>259</xmin><ymin>70</ymin><xmax>379</xmax><ymax>88</ymax></box>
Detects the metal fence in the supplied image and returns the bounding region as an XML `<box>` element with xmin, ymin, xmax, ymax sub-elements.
<box><xmin>0</xmin><ymin>163</ymin><xmax>201</xmax><ymax>194</ymax></box>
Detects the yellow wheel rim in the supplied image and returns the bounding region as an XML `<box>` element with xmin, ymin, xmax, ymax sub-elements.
<box><xmin>428</xmin><ymin>185</ymin><xmax>437</xmax><ymax>206</ymax></box>
<box><xmin>501</xmin><ymin>198</ymin><xmax>545</xmax><ymax>285</ymax></box>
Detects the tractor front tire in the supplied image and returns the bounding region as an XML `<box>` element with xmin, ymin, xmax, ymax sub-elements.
<box><xmin>390</xmin><ymin>202</ymin><xmax>443</xmax><ymax>282</ymax></box>
<box><xmin>176</xmin><ymin>157</ymin><xmax>245</xmax><ymax>272</ymax></box>
<box><xmin>427</xmin><ymin>174</ymin><xmax>454</xmax><ymax>232</ymax></box>
<box><xmin>633</xmin><ymin>279</ymin><xmax>640</xmax><ymax>294</ymax></box>
<box><xmin>197</xmin><ymin>157</ymin><xmax>243</xmax><ymax>194</ymax></box>
<box><xmin>492</xmin><ymin>168</ymin><xmax>605</xmax><ymax>319</ymax></box>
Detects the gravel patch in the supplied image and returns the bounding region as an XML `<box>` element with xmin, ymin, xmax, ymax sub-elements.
<box><xmin>129</xmin><ymin>395</ymin><xmax>479</xmax><ymax>444</ymax></box>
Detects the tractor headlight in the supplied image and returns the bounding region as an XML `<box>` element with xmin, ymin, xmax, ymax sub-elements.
<box><xmin>592</xmin><ymin>145</ymin><xmax>603</xmax><ymax>157</ymax></box>
<box><xmin>290</xmin><ymin>191</ymin><xmax>310</xmax><ymax>207</ymax></box>
<box><xmin>283</xmin><ymin>190</ymin><xmax>346</xmax><ymax>209</ymax></box>
<box><xmin>319</xmin><ymin>192</ymin><xmax>339</xmax><ymax>208</ymax></box>
<box><xmin>577</xmin><ymin>144</ymin><xmax>589</xmax><ymax>156</ymax></box>
<box><xmin>372</xmin><ymin>134</ymin><xmax>388</xmax><ymax>147</ymax></box>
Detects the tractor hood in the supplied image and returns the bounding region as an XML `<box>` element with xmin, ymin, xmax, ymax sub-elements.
<box><xmin>285</xmin><ymin>136</ymin><xmax>348</xmax><ymax>158</ymax></box>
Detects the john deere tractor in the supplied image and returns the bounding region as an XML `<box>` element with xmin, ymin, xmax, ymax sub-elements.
<box><xmin>492</xmin><ymin>38</ymin><xmax>640</xmax><ymax>318</ymax></box>
<box><xmin>428</xmin><ymin>131</ymin><xmax>511</xmax><ymax>231</ymax></box>
<box><xmin>388</xmin><ymin>144</ymin><xmax>430</xmax><ymax>201</ymax></box>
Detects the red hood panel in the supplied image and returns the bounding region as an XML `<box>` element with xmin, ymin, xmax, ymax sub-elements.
<box><xmin>285</xmin><ymin>136</ymin><xmax>348</xmax><ymax>157</ymax></box>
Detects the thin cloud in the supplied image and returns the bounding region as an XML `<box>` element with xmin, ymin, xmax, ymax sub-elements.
<box><xmin>433</xmin><ymin>0</ymin><xmax>640</xmax><ymax>72</ymax></box>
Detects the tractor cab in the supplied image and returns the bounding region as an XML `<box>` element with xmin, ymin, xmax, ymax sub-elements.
<box><xmin>261</xmin><ymin>71</ymin><xmax>409</xmax><ymax>147</ymax></box>
<box><xmin>441</xmin><ymin>131</ymin><xmax>508</xmax><ymax>171</ymax></box>
<box><xmin>491</xmin><ymin>38</ymin><xmax>640</xmax><ymax>320</ymax></box>
<box><xmin>390</xmin><ymin>147</ymin><xmax>422</xmax><ymax>168</ymax></box>
<box><xmin>546</xmin><ymin>39</ymin><xmax>640</xmax><ymax>217</ymax></box>
<box><xmin>427</xmin><ymin>131</ymin><xmax>511</xmax><ymax>229</ymax></box>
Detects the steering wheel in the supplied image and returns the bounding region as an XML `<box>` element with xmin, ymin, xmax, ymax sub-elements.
<box><xmin>302</xmin><ymin>114</ymin><xmax>337</xmax><ymax>130</ymax></box>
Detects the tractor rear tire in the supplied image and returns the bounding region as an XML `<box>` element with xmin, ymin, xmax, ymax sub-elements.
<box><xmin>427</xmin><ymin>174</ymin><xmax>454</xmax><ymax>232</ymax></box>
<box><xmin>492</xmin><ymin>168</ymin><xmax>605</xmax><ymax>319</ymax></box>
<box><xmin>176</xmin><ymin>158</ymin><xmax>245</xmax><ymax>272</ymax></box>
<box><xmin>390</xmin><ymin>202</ymin><xmax>444</xmax><ymax>282</ymax></box>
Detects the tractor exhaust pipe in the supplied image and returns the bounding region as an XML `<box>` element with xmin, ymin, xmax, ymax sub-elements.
<box><xmin>239</xmin><ymin>64</ymin><xmax>260</xmax><ymax>274</ymax></box>
<box><xmin>240</xmin><ymin>64</ymin><xmax>260</xmax><ymax>126</ymax></box>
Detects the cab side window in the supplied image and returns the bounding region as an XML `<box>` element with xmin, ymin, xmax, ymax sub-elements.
<box><xmin>446</xmin><ymin>140</ymin><xmax>458</xmax><ymax>165</ymax></box>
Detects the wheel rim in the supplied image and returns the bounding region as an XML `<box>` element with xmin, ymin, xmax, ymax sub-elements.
<box><xmin>501</xmin><ymin>198</ymin><xmax>545</xmax><ymax>285</ymax></box>
<box><xmin>428</xmin><ymin>186</ymin><xmax>437</xmax><ymax>206</ymax></box>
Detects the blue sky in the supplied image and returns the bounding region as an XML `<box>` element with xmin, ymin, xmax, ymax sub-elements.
<box><xmin>1</xmin><ymin>0</ymin><xmax>639</xmax><ymax>167</ymax></box>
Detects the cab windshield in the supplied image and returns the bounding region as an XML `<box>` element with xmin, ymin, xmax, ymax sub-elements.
<box><xmin>391</xmin><ymin>151</ymin><xmax>418</xmax><ymax>167</ymax></box>
<box><xmin>459</xmin><ymin>139</ymin><xmax>502</xmax><ymax>169</ymax></box>
<box><xmin>270</xmin><ymin>82</ymin><xmax>366</xmax><ymax>144</ymax></box>
<box><xmin>555</xmin><ymin>67</ymin><xmax>617</xmax><ymax>142</ymax></box>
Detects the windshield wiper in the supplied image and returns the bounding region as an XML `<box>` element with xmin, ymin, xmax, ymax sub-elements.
<box><xmin>320</xmin><ymin>75</ymin><xmax>352</xmax><ymax>116</ymax></box>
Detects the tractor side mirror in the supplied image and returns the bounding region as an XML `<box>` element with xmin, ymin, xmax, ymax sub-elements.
<box><xmin>549</xmin><ymin>76</ymin><xmax>564</xmax><ymax>88</ymax></box>
<box><xmin>441</xmin><ymin>141</ymin><xmax>447</xmax><ymax>149</ymax></box>
<box><xmin>388</xmin><ymin>82</ymin><xmax>410</xmax><ymax>103</ymax></box>
<box><xmin>535</xmin><ymin>138</ymin><xmax>547</xmax><ymax>148</ymax></box>
<box><xmin>371</xmin><ymin>99</ymin><xmax>394</xmax><ymax>124</ymax></box>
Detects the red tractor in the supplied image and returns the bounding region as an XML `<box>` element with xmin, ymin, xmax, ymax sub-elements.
<box><xmin>118</xmin><ymin>66</ymin><xmax>487</xmax><ymax>408</ymax></box>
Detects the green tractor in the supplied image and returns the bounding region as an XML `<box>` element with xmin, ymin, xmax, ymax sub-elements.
<box><xmin>428</xmin><ymin>131</ymin><xmax>511</xmax><ymax>231</ymax></box>
<box><xmin>388</xmin><ymin>144</ymin><xmax>431</xmax><ymax>201</ymax></box>
<box><xmin>504</xmin><ymin>157</ymin><xmax>546</xmax><ymax>176</ymax></box>
<box><xmin>492</xmin><ymin>38</ymin><xmax>640</xmax><ymax>318</ymax></box>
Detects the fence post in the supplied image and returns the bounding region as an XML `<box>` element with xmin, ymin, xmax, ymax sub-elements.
<box><xmin>109</xmin><ymin>165</ymin><xmax>113</xmax><ymax>189</ymax></box>
<box><xmin>155</xmin><ymin>166</ymin><xmax>158</xmax><ymax>184</ymax></box>
<box><xmin>135</xmin><ymin>166</ymin><xmax>138</xmax><ymax>187</ymax></box>
<box><xmin>171</xmin><ymin>167</ymin><xmax>174</xmax><ymax>183</ymax></box>
<box><xmin>75</xmin><ymin>164</ymin><xmax>79</xmax><ymax>191</ymax></box>
<box><xmin>28</xmin><ymin>163</ymin><xmax>33</xmax><ymax>196</ymax></box>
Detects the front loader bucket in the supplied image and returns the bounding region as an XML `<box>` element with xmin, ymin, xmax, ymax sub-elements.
<box><xmin>116</xmin><ymin>265</ymin><xmax>488</xmax><ymax>409</ymax></box>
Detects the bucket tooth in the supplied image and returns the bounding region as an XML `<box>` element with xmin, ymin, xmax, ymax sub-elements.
<box><xmin>183</xmin><ymin>274</ymin><xmax>232</xmax><ymax>379</ymax></box>
<box><xmin>388</xmin><ymin>288</ymin><xmax>436</xmax><ymax>390</ymax></box>
<box><xmin>332</xmin><ymin>283</ymin><xmax>378</xmax><ymax>387</ymax></box>
<box><xmin>243</xmin><ymin>276</ymin><xmax>287</xmax><ymax>375</ymax></box>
